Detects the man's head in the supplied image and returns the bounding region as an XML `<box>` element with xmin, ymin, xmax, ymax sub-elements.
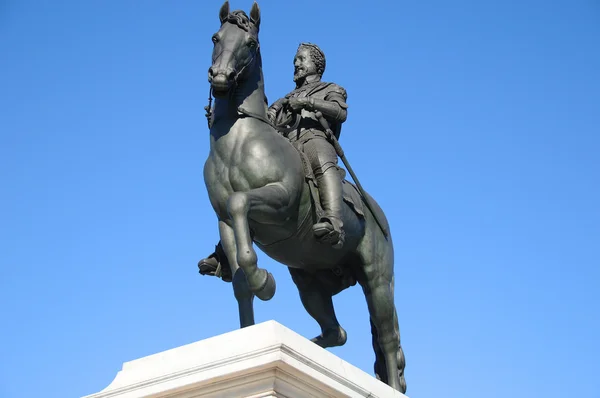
<box><xmin>293</xmin><ymin>42</ymin><xmax>326</xmax><ymax>84</ymax></box>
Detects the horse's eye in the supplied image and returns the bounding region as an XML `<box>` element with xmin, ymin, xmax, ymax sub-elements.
<box><xmin>212</xmin><ymin>35</ymin><xmax>219</xmax><ymax>44</ymax></box>
<box><xmin>248</xmin><ymin>40</ymin><xmax>257</xmax><ymax>49</ymax></box>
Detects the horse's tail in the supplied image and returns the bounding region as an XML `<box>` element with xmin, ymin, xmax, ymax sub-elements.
<box><xmin>360</xmin><ymin>188</ymin><xmax>391</xmax><ymax>239</ymax></box>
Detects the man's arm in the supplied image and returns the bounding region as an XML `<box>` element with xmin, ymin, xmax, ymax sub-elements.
<box><xmin>287</xmin><ymin>85</ymin><xmax>348</xmax><ymax>123</ymax></box>
<box><xmin>307</xmin><ymin>94</ymin><xmax>348</xmax><ymax>123</ymax></box>
<box><xmin>267</xmin><ymin>98</ymin><xmax>287</xmax><ymax>124</ymax></box>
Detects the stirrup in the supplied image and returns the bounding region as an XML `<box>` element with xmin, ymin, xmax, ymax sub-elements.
<box><xmin>198</xmin><ymin>252</ymin><xmax>220</xmax><ymax>275</ymax></box>
<box><xmin>198</xmin><ymin>245</ymin><xmax>232</xmax><ymax>282</ymax></box>
<box><xmin>313</xmin><ymin>218</ymin><xmax>345</xmax><ymax>249</ymax></box>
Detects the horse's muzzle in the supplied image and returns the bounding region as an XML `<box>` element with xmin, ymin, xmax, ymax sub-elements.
<box><xmin>208</xmin><ymin>67</ymin><xmax>235</xmax><ymax>97</ymax></box>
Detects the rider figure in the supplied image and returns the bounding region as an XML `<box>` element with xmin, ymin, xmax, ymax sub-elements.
<box><xmin>270</xmin><ymin>42</ymin><xmax>348</xmax><ymax>248</ymax></box>
<box><xmin>199</xmin><ymin>43</ymin><xmax>348</xmax><ymax>280</ymax></box>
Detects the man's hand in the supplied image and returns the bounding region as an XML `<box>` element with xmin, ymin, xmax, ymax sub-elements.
<box><xmin>286</xmin><ymin>97</ymin><xmax>310</xmax><ymax>112</ymax></box>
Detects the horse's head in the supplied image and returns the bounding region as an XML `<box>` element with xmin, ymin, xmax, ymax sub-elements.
<box><xmin>208</xmin><ymin>1</ymin><xmax>261</xmax><ymax>98</ymax></box>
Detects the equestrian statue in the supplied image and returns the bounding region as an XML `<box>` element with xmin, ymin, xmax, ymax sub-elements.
<box><xmin>197</xmin><ymin>1</ymin><xmax>406</xmax><ymax>393</ymax></box>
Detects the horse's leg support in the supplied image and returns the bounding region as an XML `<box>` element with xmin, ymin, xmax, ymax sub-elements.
<box><xmin>360</xmin><ymin>269</ymin><xmax>405</xmax><ymax>393</ymax></box>
<box><xmin>227</xmin><ymin>183</ymin><xmax>289</xmax><ymax>301</ymax></box>
<box><xmin>219</xmin><ymin>220</ymin><xmax>255</xmax><ymax>328</ymax></box>
<box><xmin>288</xmin><ymin>268</ymin><xmax>347</xmax><ymax>348</ymax></box>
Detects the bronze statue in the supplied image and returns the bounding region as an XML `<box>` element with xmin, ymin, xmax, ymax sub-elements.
<box><xmin>268</xmin><ymin>42</ymin><xmax>348</xmax><ymax>248</ymax></box>
<box><xmin>199</xmin><ymin>2</ymin><xmax>406</xmax><ymax>393</ymax></box>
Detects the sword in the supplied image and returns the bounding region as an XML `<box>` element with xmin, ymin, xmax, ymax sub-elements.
<box><xmin>314</xmin><ymin>111</ymin><xmax>390</xmax><ymax>239</ymax></box>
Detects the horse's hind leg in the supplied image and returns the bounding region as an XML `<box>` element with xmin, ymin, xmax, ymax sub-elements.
<box><xmin>218</xmin><ymin>220</ymin><xmax>255</xmax><ymax>328</ymax></box>
<box><xmin>227</xmin><ymin>183</ymin><xmax>291</xmax><ymax>301</ymax></box>
<box><xmin>288</xmin><ymin>268</ymin><xmax>347</xmax><ymax>348</ymax></box>
<box><xmin>359</xmin><ymin>262</ymin><xmax>406</xmax><ymax>393</ymax></box>
<box><xmin>370</xmin><ymin>303</ymin><xmax>406</xmax><ymax>391</ymax></box>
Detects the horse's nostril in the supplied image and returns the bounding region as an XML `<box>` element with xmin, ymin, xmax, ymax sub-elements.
<box><xmin>228</xmin><ymin>70</ymin><xmax>236</xmax><ymax>80</ymax></box>
<box><xmin>208</xmin><ymin>67</ymin><xmax>215</xmax><ymax>77</ymax></box>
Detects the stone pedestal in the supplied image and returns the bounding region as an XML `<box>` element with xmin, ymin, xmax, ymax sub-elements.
<box><xmin>83</xmin><ymin>320</ymin><xmax>408</xmax><ymax>398</ymax></box>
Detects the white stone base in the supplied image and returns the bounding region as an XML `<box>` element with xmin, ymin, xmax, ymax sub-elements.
<box><xmin>83</xmin><ymin>320</ymin><xmax>408</xmax><ymax>398</ymax></box>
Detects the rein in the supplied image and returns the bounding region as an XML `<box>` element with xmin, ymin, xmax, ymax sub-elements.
<box><xmin>204</xmin><ymin>85</ymin><xmax>301</xmax><ymax>134</ymax></box>
<box><xmin>204</xmin><ymin>86</ymin><xmax>213</xmax><ymax>129</ymax></box>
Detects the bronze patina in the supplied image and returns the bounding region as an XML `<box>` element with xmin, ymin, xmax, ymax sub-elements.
<box><xmin>198</xmin><ymin>2</ymin><xmax>406</xmax><ymax>392</ymax></box>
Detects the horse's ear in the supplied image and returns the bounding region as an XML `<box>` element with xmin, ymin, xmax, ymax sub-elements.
<box><xmin>219</xmin><ymin>1</ymin><xmax>229</xmax><ymax>23</ymax></box>
<box><xmin>250</xmin><ymin>2</ymin><xmax>261</xmax><ymax>29</ymax></box>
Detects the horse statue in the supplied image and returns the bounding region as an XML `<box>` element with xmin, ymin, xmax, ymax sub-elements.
<box><xmin>201</xmin><ymin>1</ymin><xmax>406</xmax><ymax>392</ymax></box>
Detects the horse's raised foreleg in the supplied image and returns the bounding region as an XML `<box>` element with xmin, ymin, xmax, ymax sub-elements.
<box><xmin>288</xmin><ymin>268</ymin><xmax>347</xmax><ymax>348</ymax></box>
<box><xmin>218</xmin><ymin>220</ymin><xmax>255</xmax><ymax>327</ymax></box>
<box><xmin>227</xmin><ymin>183</ymin><xmax>289</xmax><ymax>301</ymax></box>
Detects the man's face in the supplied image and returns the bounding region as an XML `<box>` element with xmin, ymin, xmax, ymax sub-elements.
<box><xmin>293</xmin><ymin>47</ymin><xmax>318</xmax><ymax>83</ymax></box>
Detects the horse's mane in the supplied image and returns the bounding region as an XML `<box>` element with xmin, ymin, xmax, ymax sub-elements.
<box><xmin>222</xmin><ymin>10</ymin><xmax>257</xmax><ymax>33</ymax></box>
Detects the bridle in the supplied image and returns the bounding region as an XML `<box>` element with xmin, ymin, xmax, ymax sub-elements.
<box><xmin>205</xmin><ymin>23</ymin><xmax>260</xmax><ymax>129</ymax></box>
<box><xmin>204</xmin><ymin>30</ymin><xmax>300</xmax><ymax>134</ymax></box>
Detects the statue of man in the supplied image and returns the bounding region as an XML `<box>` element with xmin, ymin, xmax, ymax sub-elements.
<box><xmin>269</xmin><ymin>42</ymin><xmax>348</xmax><ymax>247</ymax></box>
<box><xmin>199</xmin><ymin>43</ymin><xmax>348</xmax><ymax>280</ymax></box>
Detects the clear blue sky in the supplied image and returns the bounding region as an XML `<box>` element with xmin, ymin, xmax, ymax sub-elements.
<box><xmin>1</xmin><ymin>1</ymin><xmax>598</xmax><ymax>397</ymax></box>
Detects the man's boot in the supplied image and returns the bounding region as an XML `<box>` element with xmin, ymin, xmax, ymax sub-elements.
<box><xmin>313</xmin><ymin>168</ymin><xmax>345</xmax><ymax>249</ymax></box>
<box><xmin>197</xmin><ymin>241</ymin><xmax>232</xmax><ymax>282</ymax></box>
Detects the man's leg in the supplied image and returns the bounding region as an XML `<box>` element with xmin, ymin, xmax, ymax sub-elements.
<box><xmin>198</xmin><ymin>241</ymin><xmax>232</xmax><ymax>282</ymax></box>
<box><xmin>303</xmin><ymin>137</ymin><xmax>345</xmax><ymax>248</ymax></box>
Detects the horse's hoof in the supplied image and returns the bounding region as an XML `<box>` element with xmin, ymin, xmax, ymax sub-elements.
<box><xmin>311</xmin><ymin>326</ymin><xmax>347</xmax><ymax>348</ymax></box>
<box><xmin>251</xmin><ymin>269</ymin><xmax>276</xmax><ymax>301</ymax></box>
<box><xmin>399</xmin><ymin>375</ymin><xmax>407</xmax><ymax>394</ymax></box>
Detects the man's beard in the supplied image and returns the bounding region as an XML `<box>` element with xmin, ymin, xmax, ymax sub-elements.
<box><xmin>294</xmin><ymin>67</ymin><xmax>318</xmax><ymax>83</ymax></box>
<box><xmin>293</xmin><ymin>68</ymin><xmax>307</xmax><ymax>82</ymax></box>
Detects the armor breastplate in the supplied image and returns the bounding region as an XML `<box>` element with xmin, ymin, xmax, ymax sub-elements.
<box><xmin>290</xmin><ymin>82</ymin><xmax>340</xmax><ymax>133</ymax></box>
